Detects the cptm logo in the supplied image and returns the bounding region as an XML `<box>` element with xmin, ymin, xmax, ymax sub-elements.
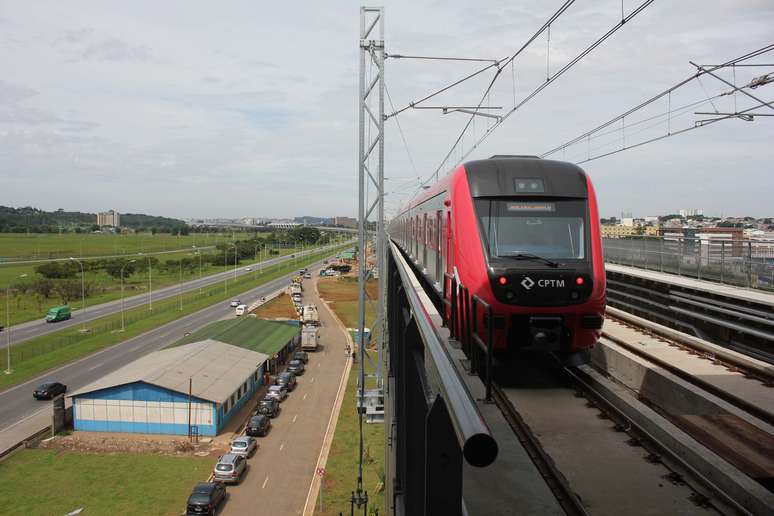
<box><xmin>520</xmin><ymin>277</ymin><xmax>535</xmax><ymax>290</ymax></box>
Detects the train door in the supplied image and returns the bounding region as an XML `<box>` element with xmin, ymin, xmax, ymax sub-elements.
<box><xmin>424</xmin><ymin>213</ymin><xmax>430</xmax><ymax>269</ymax></box>
<box><xmin>435</xmin><ymin>210</ymin><xmax>442</xmax><ymax>287</ymax></box>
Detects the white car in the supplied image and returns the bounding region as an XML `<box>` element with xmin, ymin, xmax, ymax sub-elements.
<box><xmin>230</xmin><ymin>435</ymin><xmax>258</xmax><ymax>457</ymax></box>
<box><xmin>245</xmin><ymin>267</ymin><xmax>252</xmax><ymax>271</ymax></box>
<box><xmin>230</xmin><ymin>299</ymin><xmax>240</xmax><ymax>307</ymax></box>
<box><xmin>265</xmin><ymin>385</ymin><xmax>288</xmax><ymax>402</ymax></box>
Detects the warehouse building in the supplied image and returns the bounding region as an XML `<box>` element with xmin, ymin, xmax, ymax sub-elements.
<box><xmin>69</xmin><ymin>339</ymin><xmax>268</xmax><ymax>436</ymax></box>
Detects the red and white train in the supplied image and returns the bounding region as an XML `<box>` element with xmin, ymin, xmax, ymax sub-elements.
<box><xmin>389</xmin><ymin>156</ymin><xmax>606</xmax><ymax>362</ymax></box>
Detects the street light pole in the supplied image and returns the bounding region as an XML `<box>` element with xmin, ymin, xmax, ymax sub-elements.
<box><xmin>120</xmin><ymin>259</ymin><xmax>136</xmax><ymax>332</ymax></box>
<box><xmin>5</xmin><ymin>273</ymin><xmax>27</xmax><ymax>374</ymax></box>
<box><xmin>233</xmin><ymin>244</ymin><xmax>238</xmax><ymax>281</ymax></box>
<box><xmin>178</xmin><ymin>260</ymin><xmax>183</xmax><ymax>311</ymax></box>
<box><xmin>69</xmin><ymin>257</ymin><xmax>87</xmax><ymax>331</ymax></box>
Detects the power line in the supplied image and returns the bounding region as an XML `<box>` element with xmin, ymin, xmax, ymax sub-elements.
<box><xmin>386</xmin><ymin>53</ymin><xmax>498</xmax><ymax>63</ymax></box>
<box><xmin>429</xmin><ymin>0</ymin><xmax>579</xmax><ymax>184</ymax></box>
<box><xmin>540</xmin><ymin>44</ymin><xmax>774</xmax><ymax>159</ymax></box>
<box><xmin>449</xmin><ymin>0</ymin><xmax>658</xmax><ymax>172</ymax></box>
<box><xmin>385</xmin><ymin>83</ymin><xmax>421</xmax><ymax>182</ymax></box>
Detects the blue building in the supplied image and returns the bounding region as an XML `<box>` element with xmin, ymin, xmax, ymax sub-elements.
<box><xmin>69</xmin><ymin>339</ymin><xmax>269</xmax><ymax>436</ymax></box>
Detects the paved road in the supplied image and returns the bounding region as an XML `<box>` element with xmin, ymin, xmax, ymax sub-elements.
<box><xmin>1</xmin><ymin>242</ymin><xmax>348</xmax><ymax>347</ymax></box>
<box><xmin>0</xmin><ymin>254</ymin><xmax>340</xmax><ymax>433</ymax></box>
<box><xmin>222</xmin><ymin>269</ymin><xmax>350</xmax><ymax>516</ymax></box>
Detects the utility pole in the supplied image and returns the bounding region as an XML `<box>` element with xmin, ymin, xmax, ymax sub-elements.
<box><xmin>354</xmin><ymin>6</ymin><xmax>384</xmax><ymax>514</ymax></box>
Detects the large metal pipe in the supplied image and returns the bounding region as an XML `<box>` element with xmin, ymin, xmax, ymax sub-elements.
<box><xmin>390</xmin><ymin>242</ymin><xmax>498</xmax><ymax>467</ymax></box>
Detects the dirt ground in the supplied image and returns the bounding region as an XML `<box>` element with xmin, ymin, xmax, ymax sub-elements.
<box><xmin>251</xmin><ymin>292</ymin><xmax>300</xmax><ymax>320</ymax></box>
<box><xmin>39</xmin><ymin>431</ymin><xmax>229</xmax><ymax>458</ymax></box>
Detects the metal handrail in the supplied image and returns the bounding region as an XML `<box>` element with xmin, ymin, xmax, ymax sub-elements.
<box><xmin>390</xmin><ymin>243</ymin><xmax>498</xmax><ymax>467</ymax></box>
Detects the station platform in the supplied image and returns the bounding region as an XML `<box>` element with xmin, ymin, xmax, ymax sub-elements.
<box><xmin>605</xmin><ymin>263</ymin><xmax>774</xmax><ymax>308</ymax></box>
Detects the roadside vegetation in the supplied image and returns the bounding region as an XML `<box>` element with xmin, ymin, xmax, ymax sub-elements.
<box><xmin>0</xmin><ymin>448</ymin><xmax>212</xmax><ymax>516</ymax></box>
<box><xmin>316</xmin><ymin>275</ymin><xmax>384</xmax><ymax>516</ymax></box>
<box><xmin>0</xmin><ymin>243</ymin><xmax>352</xmax><ymax>390</ymax></box>
<box><xmin>0</xmin><ymin>227</ymin><xmax>337</xmax><ymax>326</ymax></box>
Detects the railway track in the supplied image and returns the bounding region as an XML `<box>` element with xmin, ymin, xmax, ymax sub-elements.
<box><xmin>485</xmin><ymin>310</ymin><xmax>774</xmax><ymax>515</ymax></box>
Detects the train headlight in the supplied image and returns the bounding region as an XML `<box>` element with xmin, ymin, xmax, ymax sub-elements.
<box><xmin>498</xmin><ymin>276</ymin><xmax>508</xmax><ymax>285</ymax></box>
<box><xmin>575</xmin><ymin>276</ymin><xmax>584</xmax><ymax>285</ymax></box>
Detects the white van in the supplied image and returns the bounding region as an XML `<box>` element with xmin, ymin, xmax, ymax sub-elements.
<box><xmin>235</xmin><ymin>304</ymin><xmax>248</xmax><ymax>316</ymax></box>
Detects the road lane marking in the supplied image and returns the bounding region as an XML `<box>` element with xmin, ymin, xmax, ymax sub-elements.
<box><xmin>318</xmin><ymin>363</ymin><xmax>321</xmax><ymax>368</ymax></box>
<box><xmin>303</xmin><ymin>393</ymin><xmax>307</xmax><ymax>400</ymax></box>
<box><xmin>262</xmin><ymin>476</ymin><xmax>269</xmax><ymax>489</ymax></box>
<box><xmin>87</xmin><ymin>362</ymin><xmax>104</xmax><ymax>371</ymax></box>
<box><xmin>293</xmin><ymin>414</ymin><xmax>298</xmax><ymax>423</ymax></box>
<box><xmin>310</xmin><ymin>377</ymin><xmax>315</xmax><ymax>383</ymax></box>
<box><xmin>279</xmin><ymin>442</ymin><xmax>284</xmax><ymax>451</ymax></box>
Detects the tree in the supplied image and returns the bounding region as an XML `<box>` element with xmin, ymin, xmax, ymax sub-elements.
<box><xmin>104</xmin><ymin>259</ymin><xmax>136</xmax><ymax>281</ymax></box>
<box><xmin>35</xmin><ymin>261</ymin><xmax>79</xmax><ymax>279</ymax></box>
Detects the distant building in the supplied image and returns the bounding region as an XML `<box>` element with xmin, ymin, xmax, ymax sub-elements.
<box><xmin>333</xmin><ymin>216</ymin><xmax>357</xmax><ymax>229</ymax></box>
<box><xmin>601</xmin><ymin>224</ymin><xmax>638</xmax><ymax>238</ymax></box>
<box><xmin>679</xmin><ymin>208</ymin><xmax>703</xmax><ymax>218</ymax></box>
<box><xmin>97</xmin><ymin>210</ymin><xmax>120</xmax><ymax>227</ymax></box>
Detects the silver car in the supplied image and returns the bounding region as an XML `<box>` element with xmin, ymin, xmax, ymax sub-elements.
<box><xmin>213</xmin><ymin>453</ymin><xmax>247</xmax><ymax>484</ymax></box>
<box><xmin>265</xmin><ymin>384</ymin><xmax>288</xmax><ymax>402</ymax></box>
<box><xmin>229</xmin><ymin>436</ymin><xmax>257</xmax><ymax>457</ymax></box>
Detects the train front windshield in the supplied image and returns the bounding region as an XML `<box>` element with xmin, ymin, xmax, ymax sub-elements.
<box><xmin>475</xmin><ymin>199</ymin><xmax>587</xmax><ymax>260</ymax></box>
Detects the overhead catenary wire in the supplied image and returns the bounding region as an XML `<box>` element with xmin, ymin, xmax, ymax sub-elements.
<box><xmin>540</xmin><ymin>43</ymin><xmax>774</xmax><ymax>159</ymax></box>
<box><xmin>425</xmin><ymin>0</ymin><xmax>657</xmax><ymax>191</ymax></box>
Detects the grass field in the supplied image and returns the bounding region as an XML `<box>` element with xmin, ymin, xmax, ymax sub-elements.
<box><xmin>0</xmin><ymin>449</ymin><xmax>212</xmax><ymax>516</ymax></box>
<box><xmin>0</xmin><ymin>232</ymin><xmax>251</xmax><ymax>259</ymax></box>
<box><xmin>0</xmin><ymin>244</ymin><xmax>351</xmax><ymax>390</ymax></box>
<box><xmin>317</xmin><ymin>276</ymin><xmax>378</xmax><ymax>329</ymax></box>
<box><xmin>173</xmin><ymin>317</ymin><xmax>298</xmax><ymax>356</ymax></box>
<box><xmin>315</xmin><ymin>276</ymin><xmax>384</xmax><ymax>516</ymax></box>
<box><xmin>0</xmin><ymin>244</ymin><xmax>304</xmax><ymax>327</ymax></box>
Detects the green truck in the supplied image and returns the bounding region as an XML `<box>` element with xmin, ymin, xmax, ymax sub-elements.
<box><xmin>45</xmin><ymin>305</ymin><xmax>71</xmax><ymax>323</ymax></box>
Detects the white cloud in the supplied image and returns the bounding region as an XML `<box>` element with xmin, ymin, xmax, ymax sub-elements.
<box><xmin>0</xmin><ymin>0</ymin><xmax>772</xmax><ymax>219</ymax></box>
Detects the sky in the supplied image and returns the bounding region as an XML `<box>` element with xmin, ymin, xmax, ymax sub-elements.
<box><xmin>0</xmin><ymin>0</ymin><xmax>772</xmax><ymax>220</ymax></box>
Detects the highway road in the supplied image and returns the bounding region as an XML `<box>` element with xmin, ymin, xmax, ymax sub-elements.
<box><xmin>0</xmin><ymin>253</ymin><xmax>338</xmax><ymax>433</ymax></box>
<box><xmin>1</xmin><ymin>242</ymin><xmax>349</xmax><ymax>347</ymax></box>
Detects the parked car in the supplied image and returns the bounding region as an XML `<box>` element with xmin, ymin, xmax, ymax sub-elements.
<box><xmin>33</xmin><ymin>382</ymin><xmax>66</xmax><ymax>400</ymax></box>
<box><xmin>185</xmin><ymin>482</ymin><xmax>226</xmax><ymax>515</ymax></box>
<box><xmin>255</xmin><ymin>397</ymin><xmax>280</xmax><ymax>418</ymax></box>
<box><xmin>229</xmin><ymin>436</ymin><xmax>258</xmax><ymax>457</ymax></box>
<box><xmin>245</xmin><ymin>415</ymin><xmax>271</xmax><ymax>437</ymax></box>
<box><xmin>265</xmin><ymin>384</ymin><xmax>288</xmax><ymax>402</ymax></box>
<box><xmin>276</xmin><ymin>371</ymin><xmax>297</xmax><ymax>391</ymax></box>
<box><xmin>213</xmin><ymin>454</ymin><xmax>247</xmax><ymax>484</ymax></box>
<box><xmin>293</xmin><ymin>351</ymin><xmax>309</xmax><ymax>363</ymax></box>
<box><xmin>287</xmin><ymin>359</ymin><xmax>305</xmax><ymax>375</ymax></box>
<box><xmin>229</xmin><ymin>299</ymin><xmax>241</xmax><ymax>308</ymax></box>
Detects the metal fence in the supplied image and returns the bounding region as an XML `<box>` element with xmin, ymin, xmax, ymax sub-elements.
<box><xmin>603</xmin><ymin>236</ymin><xmax>774</xmax><ymax>290</ymax></box>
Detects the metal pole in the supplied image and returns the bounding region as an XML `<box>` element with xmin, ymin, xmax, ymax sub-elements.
<box><xmin>69</xmin><ymin>257</ymin><xmax>86</xmax><ymax>330</ymax></box>
<box><xmin>4</xmin><ymin>274</ymin><xmax>26</xmax><ymax>374</ymax></box>
<box><xmin>179</xmin><ymin>261</ymin><xmax>183</xmax><ymax>311</ymax></box>
<box><xmin>120</xmin><ymin>260</ymin><xmax>136</xmax><ymax>331</ymax></box>
<box><xmin>187</xmin><ymin>377</ymin><xmax>192</xmax><ymax>440</ymax></box>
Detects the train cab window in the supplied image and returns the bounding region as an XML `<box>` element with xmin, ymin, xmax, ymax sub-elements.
<box><xmin>475</xmin><ymin>199</ymin><xmax>587</xmax><ymax>261</ymax></box>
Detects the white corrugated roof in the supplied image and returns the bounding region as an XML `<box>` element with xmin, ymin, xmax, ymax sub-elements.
<box><xmin>69</xmin><ymin>339</ymin><xmax>268</xmax><ymax>404</ymax></box>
